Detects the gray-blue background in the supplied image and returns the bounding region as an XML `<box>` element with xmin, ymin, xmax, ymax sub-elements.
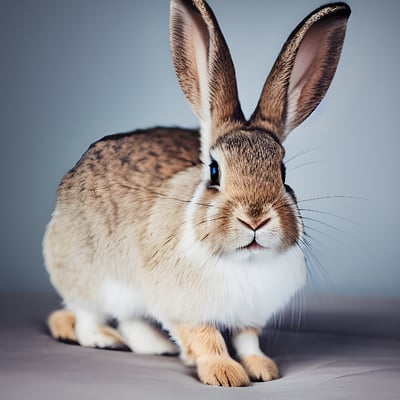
<box><xmin>1</xmin><ymin>0</ymin><xmax>399</xmax><ymax>298</ymax></box>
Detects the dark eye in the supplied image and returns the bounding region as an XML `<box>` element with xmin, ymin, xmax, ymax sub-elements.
<box><xmin>209</xmin><ymin>159</ymin><xmax>220</xmax><ymax>186</ymax></box>
<box><xmin>281</xmin><ymin>163</ymin><xmax>286</xmax><ymax>183</ymax></box>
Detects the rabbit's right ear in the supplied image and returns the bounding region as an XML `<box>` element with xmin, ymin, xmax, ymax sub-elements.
<box><xmin>170</xmin><ymin>0</ymin><xmax>245</xmax><ymax>161</ymax></box>
<box><xmin>250</xmin><ymin>3</ymin><xmax>351</xmax><ymax>142</ymax></box>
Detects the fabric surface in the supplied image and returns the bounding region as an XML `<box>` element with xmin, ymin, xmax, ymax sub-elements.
<box><xmin>1</xmin><ymin>293</ymin><xmax>399</xmax><ymax>400</ymax></box>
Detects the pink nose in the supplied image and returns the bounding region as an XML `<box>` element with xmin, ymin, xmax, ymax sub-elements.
<box><xmin>237</xmin><ymin>217</ymin><xmax>271</xmax><ymax>231</ymax></box>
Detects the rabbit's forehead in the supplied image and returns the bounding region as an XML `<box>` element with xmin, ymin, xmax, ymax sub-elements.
<box><xmin>212</xmin><ymin>130</ymin><xmax>284</xmax><ymax>168</ymax></box>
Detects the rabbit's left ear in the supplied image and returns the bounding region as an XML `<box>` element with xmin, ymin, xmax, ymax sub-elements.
<box><xmin>250</xmin><ymin>3</ymin><xmax>351</xmax><ymax>142</ymax></box>
<box><xmin>170</xmin><ymin>0</ymin><xmax>245</xmax><ymax>160</ymax></box>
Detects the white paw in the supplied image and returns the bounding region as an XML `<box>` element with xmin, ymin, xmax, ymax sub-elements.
<box><xmin>78</xmin><ymin>328</ymin><xmax>119</xmax><ymax>348</ymax></box>
<box><xmin>74</xmin><ymin>309</ymin><xmax>120</xmax><ymax>349</ymax></box>
<box><xmin>119</xmin><ymin>319</ymin><xmax>179</xmax><ymax>355</ymax></box>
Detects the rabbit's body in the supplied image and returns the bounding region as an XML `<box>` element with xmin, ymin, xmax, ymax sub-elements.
<box><xmin>44</xmin><ymin>0</ymin><xmax>350</xmax><ymax>386</ymax></box>
<box><xmin>45</xmin><ymin>127</ymin><xmax>306</xmax><ymax>328</ymax></box>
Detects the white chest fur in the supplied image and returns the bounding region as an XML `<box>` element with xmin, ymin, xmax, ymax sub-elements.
<box><xmin>223</xmin><ymin>247</ymin><xmax>306</xmax><ymax>327</ymax></box>
<box><xmin>175</xmin><ymin>245</ymin><xmax>307</xmax><ymax>329</ymax></box>
<box><xmin>140</xmin><ymin>247</ymin><xmax>303</xmax><ymax>328</ymax></box>
<box><xmin>97</xmin><ymin>246</ymin><xmax>306</xmax><ymax>330</ymax></box>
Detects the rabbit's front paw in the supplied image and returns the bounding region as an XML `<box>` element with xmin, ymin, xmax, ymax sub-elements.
<box><xmin>241</xmin><ymin>355</ymin><xmax>279</xmax><ymax>382</ymax></box>
<box><xmin>197</xmin><ymin>355</ymin><xmax>251</xmax><ymax>387</ymax></box>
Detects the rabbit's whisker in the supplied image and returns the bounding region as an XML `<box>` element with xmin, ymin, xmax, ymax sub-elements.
<box><xmin>287</xmin><ymin>160</ymin><xmax>323</xmax><ymax>172</ymax></box>
<box><xmin>194</xmin><ymin>216</ymin><xmax>228</xmax><ymax>228</ymax></box>
<box><xmin>303</xmin><ymin>231</ymin><xmax>331</xmax><ymax>252</ymax></box>
<box><xmin>299</xmin><ymin>207</ymin><xmax>363</xmax><ymax>227</ymax></box>
<box><xmin>297</xmin><ymin>236</ymin><xmax>333</xmax><ymax>295</ymax></box>
<box><xmin>284</xmin><ymin>147</ymin><xmax>320</xmax><ymax>164</ymax></box>
<box><xmin>116</xmin><ymin>181</ymin><xmax>215</xmax><ymax>209</ymax></box>
<box><xmin>300</xmin><ymin>216</ymin><xmax>342</xmax><ymax>233</ymax></box>
<box><xmin>303</xmin><ymin>224</ymin><xmax>343</xmax><ymax>245</ymax></box>
<box><xmin>297</xmin><ymin>194</ymin><xmax>369</xmax><ymax>203</ymax></box>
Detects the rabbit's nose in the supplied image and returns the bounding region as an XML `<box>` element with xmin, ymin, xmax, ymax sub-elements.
<box><xmin>237</xmin><ymin>217</ymin><xmax>271</xmax><ymax>231</ymax></box>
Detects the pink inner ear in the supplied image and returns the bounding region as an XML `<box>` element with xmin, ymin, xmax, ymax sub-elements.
<box><xmin>288</xmin><ymin>22</ymin><xmax>324</xmax><ymax>94</ymax></box>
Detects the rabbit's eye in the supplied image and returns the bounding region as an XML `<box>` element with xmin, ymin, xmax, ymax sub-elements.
<box><xmin>209</xmin><ymin>160</ymin><xmax>220</xmax><ymax>186</ymax></box>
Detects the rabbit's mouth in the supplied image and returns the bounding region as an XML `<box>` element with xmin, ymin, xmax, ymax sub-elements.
<box><xmin>239</xmin><ymin>239</ymin><xmax>267</xmax><ymax>252</ymax></box>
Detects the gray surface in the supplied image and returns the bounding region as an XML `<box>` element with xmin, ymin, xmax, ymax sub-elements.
<box><xmin>1</xmin><ymin>0</ymin><xmax>400</xmax><ymax>298</ymax></box>
<box><xmin>1</xmin><ymin>294</ymin><xmax>399</xmax><ymax>399</ymax></box>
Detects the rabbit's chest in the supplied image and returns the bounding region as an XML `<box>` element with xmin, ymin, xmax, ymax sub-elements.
<box><xmin>200</xmin><ymin>246</ymin><xmax>307</xmax><ymax>328</ymax></box>
<box><xmin>148</xmin><ymin>245</ymin><xmax>307</xmax><ymax>329</ymax></box>
<box><xmin>98</xmin><ymin>246</ymin><xmax>306</xmax><ymax>329</ymax></box>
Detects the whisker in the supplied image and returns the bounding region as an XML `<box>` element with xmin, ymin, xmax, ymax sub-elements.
<box><xmin>304</xmin><ymin>231</ymin><xmax>331</xmax><ymax>252</ymax></box>
<box><xmin>295</xmin><ymin>240</ymin><xmax>320</xmax><ymax>292</ymax></box>
<box><xmin>303</xmin><ymin>224</ymin><xmax>344</xmax><ymax>245</ymax></box>
<box><xmin>115</xmin><ymin>181</ymin><xmax>215</xmax><ymax>209</ymax></box>
<box><xmin>307</xmin><ymin>237</ymin><xmax>332</xmax><ymax>280</ymax></box>
<box><xmin>287</xmin><ymin>160</ymin><xmax>323</xmax><ymax>172</ymax></box>
<box><xmin>299</xmin><ymin>208</ymin><xmax>363</xmax><ymax>227</ymax></box>
<box><xmin>194</xmin><ymin>216</ymin><xmax>228</xmax><ymax>228</ymax></box>
<box><xmin>287</xmin><ymin>288</ymin><xmax>305</xmax><ymax>333</ymax></box>
<box><xmin>285</xmin><ymin>147</ymin><xmax>320</xmax><ymax>164</ymax></box>
<box><xmin>300</xmin><ymin>215</ymin><xmax>343</xmax><ymax>233</ymax></box>
<box><xmin>298</xmin><ymin>195</ymin><xmax>370</xmax><ymax>203</ymax></box>
<box><xmin>200</xmin><ymin>232</ymin><xmax>210</xmax><ymax>243</ymax></box>
<box><xmin>295</xmin><ymin>288</ymin><xmax>306</xmax><ymax>332</ymax></box>
<box><xmin>297</xmin><ymin>236</ymin><xmax>333</xmax><ymax>293</ymax></box>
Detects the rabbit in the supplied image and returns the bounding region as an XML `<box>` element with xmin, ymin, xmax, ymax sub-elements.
<box><xmin>43</xmin><ymin>0</ymin><xmax>350</xmax><ymax>387</ymax></box>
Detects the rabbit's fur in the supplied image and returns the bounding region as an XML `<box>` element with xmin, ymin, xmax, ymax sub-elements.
<box><xmin>44</xmin><ymin>0</ymin><xmax>350</xmax><ymax>386</ymax></box>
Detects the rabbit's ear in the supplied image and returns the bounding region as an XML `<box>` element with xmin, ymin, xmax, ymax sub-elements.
<box><xmin>170</xmin><ymin>0</ymin><xmax>244</xmax><ymax>158</ymax></box>
<box><xmin>249</xmin><ymin>3</ymin><xmax>351</xmax><ymax>142</ymax></box>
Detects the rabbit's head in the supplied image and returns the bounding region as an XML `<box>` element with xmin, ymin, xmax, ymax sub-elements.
<box><xmin>170</xmin><ymin>0</ymin><xmax>350</xmax><ymax>257</ymax></box>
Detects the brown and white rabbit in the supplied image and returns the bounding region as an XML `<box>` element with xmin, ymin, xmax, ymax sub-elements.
<box><xmin>43</xmin><ymin>0</ymin><xmax>350</xmax><ymax>386</ymax></box>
